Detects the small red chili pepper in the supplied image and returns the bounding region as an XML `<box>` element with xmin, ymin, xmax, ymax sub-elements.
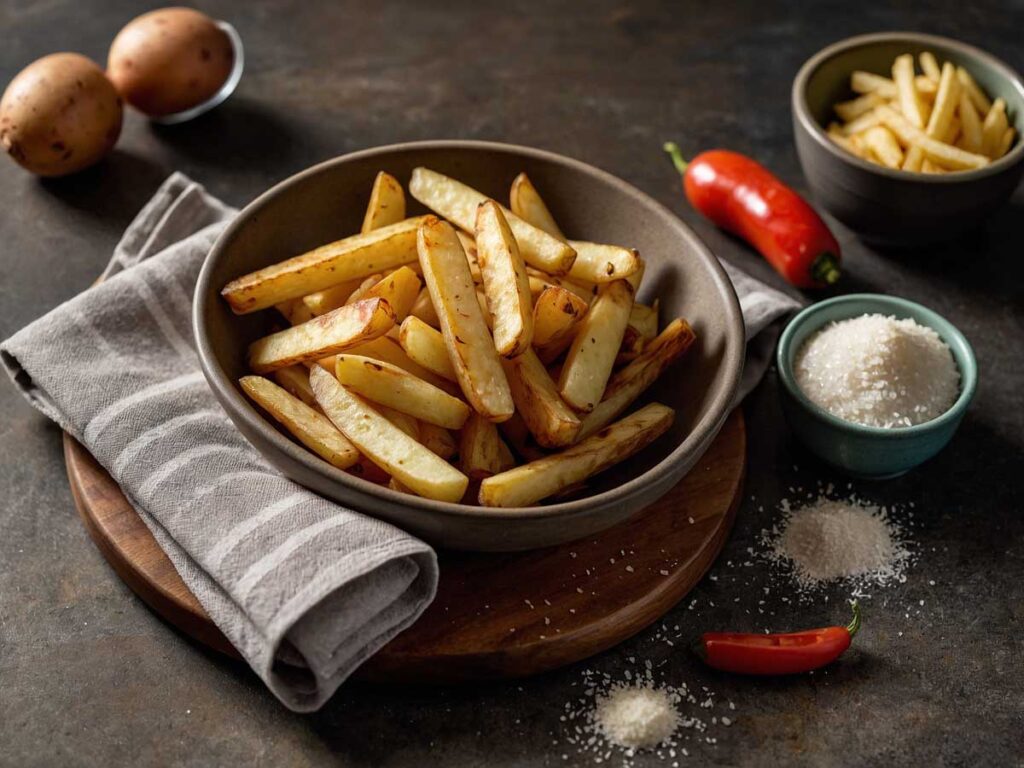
<box><xmin>694</xmin><ymin>601</ymin><xmax>860</xmax><ymax>675</ymax></box>
<box><xmin>664</xmin><ymin>142</ymin><xmax>841</xmax><ymax>289</ymax></box>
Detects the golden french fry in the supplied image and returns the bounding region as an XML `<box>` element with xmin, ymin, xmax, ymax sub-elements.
<box><xmin>455</xmin><ymin>230</ymin><xmax>483</xmax><ymax>285</ymax></box>
<box><xmin>566</xmin><ymin>241</ymin><xmax>642</xmax><ymax>284</ymax></box>
<box><xmin>629</xmin><ymin>301</ymin><xmax>658</xmax><ymax>340</ymax></box>
<box><xmin>248</xmin><ymin>298</ymin><xmax>395</xmax><ymax>373</ymax></box>
<box><xmin>352</xmin><ymin>266</ymin><xmax>421</xmax><ymax>321</ymax></box>
<box><xmin>376</xmin><ymin>404</ymin><xmax>421</xmax><ymax>440</ymax></box>
<box><xmin>419</xmin><ymin>422</ymin><xmax>457</xmax><ymax>460</ymax></box>
<box><xmin>222</xmin><ymin>216</ymin><xmax>428</xmax><ymax>314</ymax></box>
<box><xmin>617</xmin><ymin>326</ymin><xmax>646</xmax><ymax>364</ymax></box>
<box><xmin>479</xmin><ymin>403</ymin><xmax>674</xmax><ymax>507</ymax></box>
<box><xmin>272</xmin><ymin>365</ymin><xmax>319</xmax><ymax>408</ymax></box>
<box><xmin>851</xmin><ymin>71</ymin><xmax>897</xmax><ymax>97</ymax></box>
<box><xmin>893</xmin><ymin>54</ymin><xmax>927</xmax><ymax>129</ymax></box>
<box><xmin>240</xmin><ymin>375</ymin><xmax>359</xmax><ymax>469</ymax></box>
<box><xmin>577</xmin><ymin>318</ymin><xmax>696</xmax><ymax>441</ymax></box>
<box><xmin>409</xmin><ymin>286</ymin><xmax>440</xmax><ymax>328</ymax></box>
<box><xmin>498</xmin><ymin>410</ymin><xmax>547</xmax><ymax>462</ymax></box>
<box><xmin>532</xmin><ymin>285</ymin><xmax>589</xmax><ymax>351</ymax></box>
<box><xmin>475</xmin><ymin>201</ymin><xmax>534</xmax><ymax>357</ymax></box>
<box><xmin>957</xmin><ymin>66</ymin><xmax>992</xmax><ymax>114</ymax></box>
<box><xmin>509</xmin><ymin>172</ymin><xmax>567</xmax><ymax>240</ymax></box>
<box><xmin>827</xmin><ymin>124</ymin><xmax>866</xmax><ymax>158</ymax></box>
<box><xmin>309</xmin><ymin>366</ymin><xmax>468</xmax><ymax>502</ymax></box>
<box><xmin>362</xmin><ymin>171</ymin><xmax>406</xmax><ymax>234</ymax></box>
<box><xmin>958</xmin><ymin>90</ymin><xmax>984</xmax><ymax>153</ymax></box>
<box><xmin>527</xmin><ymin>270</ymin><xmax>596</xmax><ymax>304</ymax></box>
<box><xmin>995</xmin><ymin>126</ymin><xmax>1016</xmax><ymax>159</ymax></box>
<box><xmin>398</xmin><ymin>316</ymin><xmax>457</xmax><ymax>381</ymax></box>
<box><xmin>925</xmin><ymin>62</ymin><xmax>960</xmax><ymax>139</ymax></box>
<box><xmin>334</xmin><ymin>354</ymin><xmax>470</xmax><ymax>430</ymax></box>
<box><xmin>300</xmin><ymin>278</ymin><xmax>366</xmax><ymax>317</ymax></box>
<box><xmin>317</xmin><ymin>335</ymin><xmax>455</xmax><ymax>393</ymax></box>
<box><xmin>345</xmin><ymin>273</ymin><xmax>383</xmax><ymax>304</ymax></box>
<box><xmin>459</xmin><ymin>412</ymin><xmax>515</xmax><ymax>479</ymax></box>
<box><xmin>558</xmin><ymin>279</ymin><xmax>634</xmax><ymax>412</ymax></box>
<box><xmin>417</xmin><ymin>217</ymin><xmax>514</xmax><ymax>421</ymax></box>
<box><xmin>943</xmin><ymin>116</ymin><xmax>961</xmax><ymax>145</ymax></box>
<box><xmin>915</xmin><ymin>75</ymin><xmax>938</xmax><ymax>98</ymax></box>
<box><xmin>503</xmin><ymin>349</ymin><xmax>582</xmax><ymax>448</ymax></box>
<box><xmin>920</xmin><ymin>51</ymin><xmax>941</xmax><ymax>82</ymax></box>
<box><xmin>901</xmin><ymin>145</ymin><xmax>925</xmax><ymax>172</ymax></box>
<box><xmin>920</xmin><ymin>159</ymin><xmax>943</xmax><ymax>174</ymax></box>
<box><xmin>981</xmin><ymin>98</ymin><xmax>1008</xmax><ymax>157</ymax></box>
<box><xmin>876</xmin><ymin>106</ymin><xmax>989</xmax><ymax>170</ymax></box>
<box><xmin>276</xmin><ymin>298</ymin><xmax>316</xmax><ymax>326</ymax></box>
<box><xmin>862</xmin><ymin>125</ymin><xmax>904</xmax><ymax>168</ymax></box>
<box><xmin>409</xmin><ymin>167</ymin><xmax>576</xmax><ymax>275</ymax></box>
<box><xmin>834</xmin><ymin>91</ymin><xmax>884</xmax><ymax>122</ymax></box>
<box><xmin>841</xmin><ymin>108</ymin><xmax>883</xmax><ymax>136</ymax></box>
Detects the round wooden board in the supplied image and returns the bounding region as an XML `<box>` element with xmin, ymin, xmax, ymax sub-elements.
<box><xmin>64</xmin><ymin>409</ymin><xmax>744</xmax><ymax>683</ymax></box>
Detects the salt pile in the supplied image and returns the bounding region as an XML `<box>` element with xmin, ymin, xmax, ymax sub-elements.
<box><xmin>595</xmin><ymin>684</ymin><xmax>679</xmax><ymax>750</ymax></box>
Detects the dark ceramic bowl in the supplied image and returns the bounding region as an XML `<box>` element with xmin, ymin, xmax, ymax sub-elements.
<box><xmin>793</xmin><ymin>32</ymin><xmax>1024</xmax><ymax>246</ymax></box>
<box><xmin>195</xmin><ymin>141</ymin><xmax>745</xmax><ymax>551</ymax></box>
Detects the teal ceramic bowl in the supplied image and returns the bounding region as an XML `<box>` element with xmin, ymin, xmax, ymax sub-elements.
<box><xmin>776</xmin><ymin>294</ymin><xmax>977</xmax><ymax>478</ymax></box>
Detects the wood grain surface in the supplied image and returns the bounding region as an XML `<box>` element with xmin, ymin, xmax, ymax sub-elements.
<box><xmin>63</xmin><ymin>409</ymin><xmax>744</xmax><ymax>683</ymax></box>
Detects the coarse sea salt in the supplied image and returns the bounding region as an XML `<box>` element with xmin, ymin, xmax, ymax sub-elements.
<box><xmin>794</xmin><ymin>313</ymin><xmax>959</xmax><ymax>428</ymax></box>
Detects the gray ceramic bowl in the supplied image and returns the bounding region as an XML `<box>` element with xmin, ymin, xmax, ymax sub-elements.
<box><xmin>793</xmin><ymin>32</ymin><xmax>1024</xmax><ymax>246</ymax></box>
<box><xmin>777</xmin><ymin>294</ymin><xmax>977</xmax><ymax>479</ymax></box>
<box><xmin>195</xmin><ymin>141</ymin><xmax>745</xmax><ymax>551</ymax></box>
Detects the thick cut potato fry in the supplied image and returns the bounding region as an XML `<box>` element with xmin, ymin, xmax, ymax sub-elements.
<box><xmin>300</xmin><ymin>278</ymin><xmax>366</xmax><ymax>317</ymax></box>
<box><xmin>532</xmin><ymin>285</ymin><xmax>589</xmax><ymax>349</ymax></box>
<box><xmin>353</xmin><ymin>266</ymin><xmax>421</xmax><ymax>321</ymax></box>
<box><xmin>527</xmin><ymin>271</ymin><xmax>596</xmax><ymax>304</ymax></box>
<box><xmin>334</xmin><ymin>354</ymin><xmax>470</xmax><ymax>430</ymax></box>
<box><xmin>893</xmin><ymin>54</ymin><xmax>927</xmax><ymax>129</ymax></box>
<box><xmin>362</xmin><ymin>171</ymin><xmax>406</xmax><ymax>234</ymax></box>
<box><xmin>475</xmin><ymin>201</ymin><xmax>534</xmax><ymax>357</ymax></box>
<box><xmin>503</xmin><ymin>349</ymin><xmax>582</xmax><ymax>448</ymax></box>
<box><xmin>957</xmin><ymin>66</ymin><xmax>992</xmax><ymax>114</ymax></box>
<box><xmin>317</xmin><ymin>335</ymin><xmax>456</xmax><ymax>393</ymax></box>
<box><xmin>459</xmin><ymin>412</ymin><xmax>515</xmax><ymax>479</ymax></box>
<box><xmin>920</xmin><ymin>159</ymin><xmax>943</xmax><ymax>174</ymax></box>
<box><xmin>877</xmin><ymin>106</ymin><xmax>989</xmax><ymax>170</ymax></box>
<box><xmin>345</xmin><ymin>274</ymin><xmax>382</xmax><ymax>303</ymax></box>
<box><xmin>376</xmin><ymin>404</ymin><xmax>420</xmax><ymax>440</ymax></box>
<box><xmin>943</xmin><ymin>116</ymin><xmax>961</xmax><ymax>145</ymax></box>
<box><xmin>399</xmin><ymin>316</ymin><xmax>457</xmax><ymax>381</ymax></box>
<box><xmin>558</xmin><ymin>279</ymin><xmax>634</xmax><ymax>412</ymax></box>
<box><xmin>981</xmin><ymin>98</ymin><xmax>1008</xmax><ymax>157</ymax></box>
<box><xmin>925</xmin><ymin>62</ymin><xmax>960</xmax><ymax>140</ymax></box>
<box><xmin>577</xmin><ymin>318</ymin><xmax>696</xmax><ymax>441</ymax></box>
<box><xmin>862</xmin><ymin>125</ymin><xmax>904</xmax><ymax>168</ymax></box>
<box><xmin>509</xmin><ymin>172</ymin><xmax>567</xmax><ymax>240</ymax></box>
<box><xmin>920</xmin><ymin>51</ymin><xmax>941</xmax><ymax>82</ymax></box>
<box><xmin>419</xmin><ymin>422</ymin><xmax>457</xmax><ymax>460</ymax></box>
<box><xmin>222</xmin><ymin>216</ymin><xmax>428</xmax><ymax>314</ymax></box>
<box><xmin>834</xmin><ymin>91</ymin><xmax>884</xmax><ymax>122</ymax></box>
<box><xmin>841</xmin><ymin>108</ymin><xmax>883</xmax><ymax>136</ymax></box>
<box><xmin>240</xmin><ymin>375</ymin><xmax>359</xmax><ymax>469</ymax></box>
<box><xmin>498</xmin><ymin>410</ymin><xmax>547</xmax><ymax>462</ymax></box>
<box><xmin>309</xmin><ymin>366</ymin><xmax>468</xmax><ymax>502</ymax></box>
<box><xmin>851</xmin><ymin>71</ymin><xmax>897</xmax><ymax>98</ymax></box>
<box><xmin>272</xmin><ymin>365</ymin><xmax>318</xmax><ymax>408</ymax></box>
<box><xmin>629</xmin><ymin>301</ymin><xmax>659</xmax><ymax>340</ymax></box>
<box><xmin>248</xmin><ymin>298</ymin><xmax>395</xmax><ymax>373</ymax></box>
<box><xmin>479</xmin><ymin>403</ymin><xmax>674</xmax><ymax>507</ymax></box>
<box><xmin>409</xmin><ymin>286</ymin><xmax>440</xmax><ymax>327</ymax></box>
<box><xmin>409</xmin><ymin>167</ymin><xmax>576</xmax><ymax>275</ymax></box>
<box><xmin>455</xmin><ymin>230</ymin><xmax>484</xmax><ymax>285</ymax></box>
<box><xmin>901</xmin><ymin>145</ymin><xmax>925</xmax><ymax>172</ymax></box>
<box><xmin>567</xmin><ymin>241</ymin><xmax>642</xmax><ymax>284</ymax></box>
<box><xmin>417</xmin><ymin>217</ymin><xmax>514</xmax><ymax>422</ymax></box>
<box><xmin>276</xmin><ymin>299</ymin><xmax>316</xmax><ymax>326</ymax></box>
<box><xmin>995</xmin><ymin>126</ymin><xmax>1016</xmax><ymax>159</ymax></box>
<box><xmin>957</xmin><ymin>91</ymin><xmax>984</xmax><ymax>153</ymax></box>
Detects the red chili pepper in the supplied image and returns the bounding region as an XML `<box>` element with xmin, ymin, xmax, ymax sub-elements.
<box><xmin>664</xmin><ymin>142</ymin><xmax>841</xmax><ymax>289</ymax></box>
<box><xmin>694</xmin><ymin>602</ymin><xmax>860</xmax><ymax>675</ymax></box>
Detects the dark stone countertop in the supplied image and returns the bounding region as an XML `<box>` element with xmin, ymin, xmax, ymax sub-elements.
<box><xmin>1</xmin><ymin>1</ymin><xmax>1021</xmax><ymax>765</ymax></box>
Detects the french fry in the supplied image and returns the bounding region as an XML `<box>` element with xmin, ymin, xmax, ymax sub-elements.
<box><xmin>925</xmin><ymin>62</ymin><xmax>960</xmax><ymax>140</ymax></box>
<box><xmin>862</xmin><ymin>125</ymin><xmax>904</xmax><ymax>168</ymax></box>
<box><xmin>317</xmin><ymin>335</ymin><xmax>455</xmax><ymax>392</ymax></box>
<box><xmin>957</xmin><ymin>66</ymin><xmax>992</xmax><ymax>114</ymax></box>
<box><xmin>851</xmin><ymin>71</ymin><xmax>897</xmax><ymax>98</ymax></box>
<box><xmin>377</xmin><ymin>404</ymin><xmax>421</xmax><ymax>440</ymax></box>
<box><xmin>567</xmin><ymin>241</ymin><xmax>642</xmax><ymax>284</ymax></box>
<box><xmin>498</xmin><ymin>410</ymin><xmax>547</xmax><ymax>462</ymax></box>
<box><xmin>834</xmin><ymin>91</ymin><xmax>884</xmax><ymax>122</ymax></box>
<box><xmin>459</xmin><ymin>412</ymin><xmax>515</xmax><ymax>479</ymax></box>
<box><xmin>958</xmin><ymin>90</ymin><xmax>985</xmax><ymax>153</ymax></box>
<box><xmin>577</xmin><ymin>318</ymin><xmax>696</xmax><ymax>441</ymax></box>
<box><xmin>419</xmin><ymin>422</ymin><xmax>457</xmax><ymax>460</ymax></box>
<box><xmin>617</xmin><ymin>326</ymin><xmax>646</xmax><ymax>364</ymax></box>
<box><xmin>398</xmin><ymin>316</ymin><xmax>457</xmax><ymax>381</ymax></box>
<box><xmin>334</xmin><ymin>354</ymin><xmax>470</xmax><ymax>430</ymax></box>
<box><xmin>981</xmin><ymin>98</ymin><xmax>1008</xmax><ymax>157</ymax></box>
<box><xmin>915</xmin><ymin>75</ymin><xmax>938</xmax><ymax>98</ymax></box>
<box><xmin>272</xmin><ymin>365</ymin><xmax>319</xmax><ymax>408</ymax></box>
<box><xmin>478</xmin><ymin>403</ymin><xmax>675</xmax><ymax>507</ymax></box>
<box><xmin>362</xmin><ymin>171</ymin><xmax>406</xmax><ymax>234</ymax></box>
<box><xmin>893</xmin><ymin>54</ymin><xmax>927</xmax><ymax>129</ymax></box>
<box><xmin>240</xmin><ymin>375</ymin><xmax>359</xmax><ymax>469</ymax></box>
<box><xmin>920</xmin><ymin>159</ymin><xmax>943</xmax><ymax>174</ymax></box>
<box><xmin>532</xmin><ymin>285</ymin><xmax>589</xmax><ymax>352</ymax></box>
<box><xmin>352</xmin><ymin>266</ymin><xmax>421</xmax><ymax>321</ymax></box>
<box><xmin>417</xmin><ymin>217</ymin><xmax>514</xmax><ymax>421</ymax></box>
<box><xmin>995</xmin><ymin>126</ymin><xmax>1016</xmax><ymax>159</ymax></box>
<box><xmin>409</xmin><ymin>286</ymin><xmax>440</xmax><ymax>327</ymax></box>
<box><xmin>841</xmin><ymin>108</ymin><xmax>883</xmax><ymax>136</ymax></box>
<box><xmin>827</xmin><ymin>124</ymin><xmax>866</xmax><ymax>158</ymax></box>
<box><xmin>920</xmin><ymin>51</ymin><xmax>941</xmax><ymax>82</ymax></box>
<box><xmin>300</xmin><ymin>278</ymin><xmax>365</xmax><ymax>317</ymax></box>
<box><xmin>276</xmin><ymin>298</ymin><xmax>316</xmax><ymax>326</ymax></box>
<box><xmin>558</xmin><ymin>279</ymin><xmax>634</xmax><ymax>412</ymax></box>
<box><xmin>345</xmin><ymin>273</ymin><xmax>382</xmax><ymax>304</ymax></box>
<box><xmin>309</xmin><ymin>366</ymin><xmax>468</xmax><ymax>502</ymax></box>
<box><xmin>876</xmin><ymin>106</ymin><xmax>989</xmax><ymax>170</ymax></box>
<box><xmin>248</xmin><ymin>298</ymin><xmax>395</xmax><ymax>373</ymax></box>
<box><xmin>943</xmin><ymin>116</ymin><xmax>961</xmax><ymax>145</ymax></box>
<box><xmin>527</xmin><ymin>270</ymin><xmax>596</xmax><ymax>304</ymax></box>
<box><xmin>222</xmin><ymin>216</ymin><xmax>428</xmax><ymax>314</ymax></box>
<box><xmin>901</xmin><ymin>145</ymin><xmax>925</xmax><ymax>172</ymax></box>
<box><xmin>475</xmin><ymin>201</ymin><xmax>534</xmax><ymax>357</ymax></box>
<box><xmin>509</xmin><ymin>172</ymin><xmax>567</xmax><ymax>240</ymax></box>
<box><xmin>629</xmin><ymin>301</ymin><xmax>659</xmax><ymax>341</ymax></box>
<box><xmin>503</xmin><ymin>349</ymin><xmax>582</xmax><ymax>448</ymax></box>
<box><xmin>409</xmin><ymin>167</ymin><xmax>576</xmax><ymax>275</ymax></box>
<box><xmin>455</xmin><ymin>230</ymin><xmax>484</xmax><ymax>285</ymax></box>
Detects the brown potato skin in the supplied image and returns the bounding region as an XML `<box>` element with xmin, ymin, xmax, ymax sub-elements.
<box><xmin>1</xmin><ymin>53</ymin><xmax>123</xmax><ymax>177</ymax></box>
<box><xmin>107</xmin><ymin>7</ymin><xmax>233</xmax><ymax>117</ymax></box>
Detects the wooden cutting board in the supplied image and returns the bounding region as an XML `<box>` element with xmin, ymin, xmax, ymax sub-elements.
<box><xmin>64</xmin><ymin>409</ymin><xmax>744</xmax><ymax>682</ymax></box>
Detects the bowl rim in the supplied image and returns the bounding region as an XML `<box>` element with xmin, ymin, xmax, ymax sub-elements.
<box><xmin>194</xmin><ymin>139</ymin><xmax>745</xmax><ymax>521</ymax></box>
<box><xmin>792</xmin><ymin>31</ymin><xmax>1024</xmax><ymax>183</ymax></box>
<box><xmin>776</xmin><ymin>292</ymin><xmax>978</xmax><ymax>437</ymax></box>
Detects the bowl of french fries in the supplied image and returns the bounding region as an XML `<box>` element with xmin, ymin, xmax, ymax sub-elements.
<box><xmin>194</xmin><ymin>141</ymin><xmax>745</xmax><ymax>551</ymax></box>
<box><xmin>793</xmin><ymin>32</ymin><xmax>1024</xmax><ymax>246</ymax></box>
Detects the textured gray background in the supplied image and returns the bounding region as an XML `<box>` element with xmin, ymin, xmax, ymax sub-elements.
<box><xmin>1</xmin><ymin>0</ymin><xmax>1022</xmax><ymax>766</ymax></box>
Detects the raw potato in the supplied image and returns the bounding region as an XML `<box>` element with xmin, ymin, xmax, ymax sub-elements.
<box><xmin>333</xmin><ymin>354</ymin><xmax>470</xmax><ymax>430</ymax></box>
<box><xmin>509</xmin><ymin>172</ymin><xmax>567</xmax><ymax>239</ymax></box>
<box><xmin>1</xmin><ymin>53</ymin><xmax>122</xmax><ymax>177</ymax></box>
<box><xmin>409</xmin><ymin>167</ymin><xmax>577</xmax><ymax>275</ymax></box>
<box><xmin>362</xmin><ymin>171</ymin><xmax>406</xmax><ymax>233</ymax></box>
<box><xmin>478</xmin><ymin>403</ymin><xmax>675</xmax><ymax>507</ymax></box>
<box><xmin>222</xmin><ymin>216</ymin><xmax>428</xmax><ymax>314</ymax></box>
<box><xmin>417</xmin><ymin>217</ymin><xmax>514</xmax><ymax>422</ymax></box>
<box><xmin>474</xmin><ymin>201</ymin><xmax>534</xmax><ymax>357</ymax></box>
<box><xmin>399</xmin><ymin>316</ymin><xmax>457</xmax><ymax>381</ymax></box>
<box><xmin>248</xmin><ymin>298</ymin><xmax>395</xmax><ymax>373</ymax></box>
<box><xmin>239</xmin><ymin>376</ymin><xmax>359</xmax><ymax>469</ymax></box>
<box><xmin>503</xmin><ymin>349</ymin><xmax>582</xmax><ymax>448</ymax></box>
<box><xmin>353</xmin><ymin>266</ymin><xmax>421</xmax><ymax>321</ymax></box>
<box><xmin>459</xmin><ymin>413</ymin><xmax>515</xmax><ymax>479</ymax></box>
<box><xmin>309</xmin><ymin>367</ymin><xmax>468</xmax><ymax>502</ymax></box>
<box><xmin>272</xmin><ymin>365</ymin><xmax>319</xmax><ymax>408</ymax></box>
<box><xmin>567</xmin><ymin>242</ymin><xmax>642</xmax><ymax>284</ymax></box>
<box><xmin>558</xmin><ymin>279</ymin><xmax>634</xmax><ymax>412</ymax></box>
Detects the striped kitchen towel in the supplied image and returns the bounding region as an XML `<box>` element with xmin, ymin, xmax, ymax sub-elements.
<box><xmin>0</xmin><ymin>173</ymin><xmax>438</xmax><ymax>713</ymax></box>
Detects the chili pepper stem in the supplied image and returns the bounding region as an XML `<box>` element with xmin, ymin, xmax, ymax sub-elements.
<box><xmin>811</xmin><ymin>252</ymin><xmax>842</xmax><ymax>285</ymax></box>
<box><xmin>846</xmin><ymin>600</ymin><xmax>861</xmax><ymax>639</ymax></box>
<box><xmin>663</xmin><ymin>142</ymin><xmax>689</xmax><ymax>174</ymax></box>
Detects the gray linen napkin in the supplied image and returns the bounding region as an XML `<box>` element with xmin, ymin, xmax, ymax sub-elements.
<box><xmin>1</xmin><ymin>171</ymin><xmax>798</xmax><ymax>712</ymax></box>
